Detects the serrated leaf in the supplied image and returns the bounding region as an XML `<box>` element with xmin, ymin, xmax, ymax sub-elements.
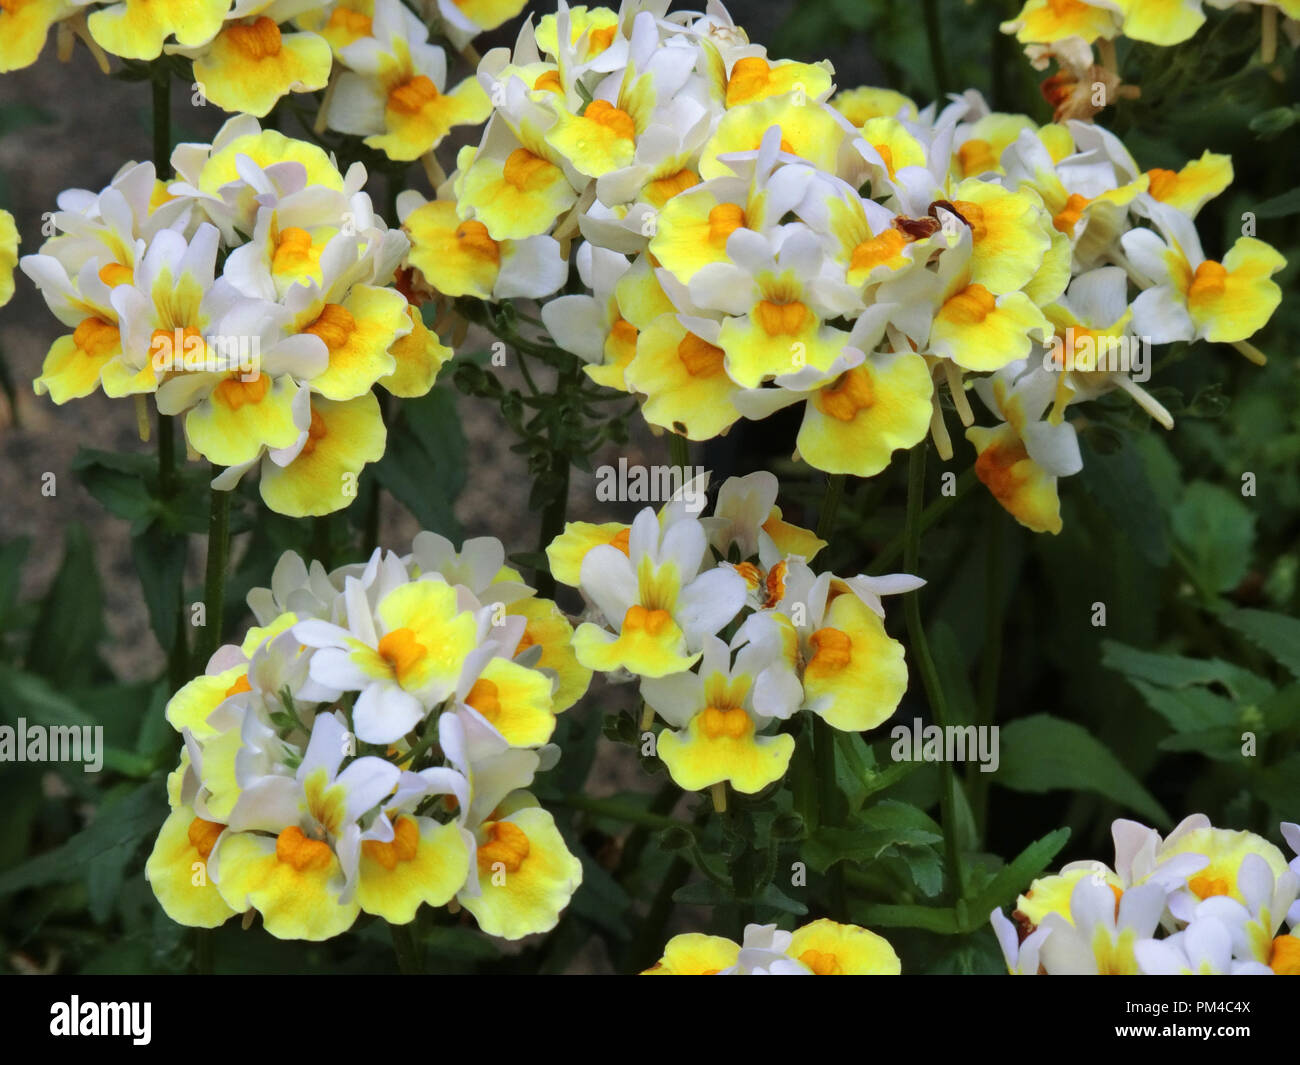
<box><xmin>1102</xmin><ymin>639</ymin><xmax>1274</xmax><ymax>703</ymax></box>
<box><xmin>1220</xmin><ymin>608</ymin><xmax>1300</xmax><ymax>679</ymax></box>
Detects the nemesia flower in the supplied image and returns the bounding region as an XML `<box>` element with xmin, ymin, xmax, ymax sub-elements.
<box><xmin>326</xmin><ymin>0</ymin><xmax>492</xmax><ymax>162</ymax></box>
<box><xmin>80</xmin><ymin>0</ymin><xmax>231</xmax><ymax>61</ymax></box>
<box><xmin>643</xmin><ymin>919</ymin><xmax>900</xmax><ymax>974</ymax></box>
<box><xmin>146</xmin><ymin>531</ymin><xmax>589</xmax><ymax>944</ymax></box>
<box><xmin>172</xmin><ymin>0</ymin><xmax>333</xmax><ymax>118</ymax></box>
<box><xmin>1</xmin><ymin>209</ymin><xmax>20</xmax><ymax>308</ymax></box>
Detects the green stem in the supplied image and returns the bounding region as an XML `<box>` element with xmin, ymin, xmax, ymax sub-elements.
<box><xmin>198</xmin><ymin>480</ymin><xmax>231</xmax><ymax>668</ymax></box>
<box><xmin>155</xmin><ymin>409</ymin><xmax>188</xmax><ymax>691</ymax></box>
<box><xmin>668</xmin><ymin>432</ymin><xmax>690</xmax><ymax>476</ymax></box>
<box><xmin>816</xmin><ymin>473</ymin><xmax>845</xmax><ymax>541</ymax></box>
<box><xmin>390</xmin><ymin>922</ymin><xmax>421</xmax><ymax>974</ymax></box>
<box><xmin>311</xmin><ymin>516</ymin><xmax>332</xmax><ymax>570</ymax></box>
<box><xmin>971</xmin><ymin>503</ymin><xmax>1005</xmax><ymax>842</ymax></box>
<box><xmin>813</xmin><ymin>715</ymin><xmax>847</xmax><ymax>919</ymax></box>
<box><xmin>869</xmin><ymin>468</ymin><xmax>976</xmax><ymax>574</ymax></box>
<box><xmin>151</xmin><ymin>70</ymin><xmax>171</xmax><ymax>177</ymax></box>
<box><xmin>902</xmin><ymin>445</ymin><xmax>966</xmax><ymax>903</ymax></box>
<box><xmin>553</xmin><ymin>793</ymin><xmax>694</xmax><ymax>833</ymax></box>
<box><xmin>921</xmin><ymin>0</ymin><xmax>952</xmax><ymax>98</ymax></box>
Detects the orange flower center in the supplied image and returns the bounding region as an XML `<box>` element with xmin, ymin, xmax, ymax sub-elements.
<box><xmin>303</xmin><ymin>303</ymin><xmax>357</xmax><ymax>352</ymax></box>
<box><xmin>327</xmin><ymin>7</ymin><xmax>373</xmax><ymax>38</ymax></box>
<box><xmin>677</xmin><ymin>332</ymin><xmax>726</xmax><ymax>378</ymax></box>
<box><xmin>532</xmin><ymin>70</ymin><xmax>563</xmax><ymax>94</ymax></box>
<box><xmin>300</xmin><ymin>407</ymin><xmax>328</xmax><ymax>456</ymax></box>
<box><xmin>377</xmin><ymin>626</ymin><xmax>426</xmax><ymax>686</ymax></box>
<box><xmin>502</xmin><ymin>148</ymin><xmax>556</xmax><ymax>192</ymax></box>
<box><xmin>224</xmin><ymin>673</ymin><xmax>252</xmax><ymax>698</ymax></box>
<box><xmin>226</xmin><ymin>16</ymin><xmax>282</xmax><ymax>60</ymax></box>
<box><xmin>455</xmin><ymin>219</ymin><xmax>500</xmax><ymax>264</ymax></box>
<box><xmin>1187</xmin><ymin>260</ymin><xmax>1228</xmax><ymax>303</ymax></box>
<box><xmin>1270</xmin><ymin>934</ymin><xmax>1300</xmax><ymax>976</ymax></box>
<box><xmin>214</xmin><ymin>372</ymin><xmax>270</xmax><ymax>411</ymax></box>
<box><xmin>701</xmin><ymin>705</ymin><xmax>751</xmax><ymax>739</ymax></box>
<box><xmin>816</xmin><ymin>367</ymin><xmax>875</xmax><ymax>422</ymax></box>
<box><xmin>725</xmin><ymin>56</ymin><xmax>771</xmax><ymax>107</ymax></box>
<box><xmin>942</xmin><ymin>283</ymin><xmax>998</xmax><ymax>326</ymax></box>
<box><xmin>807</xmin><ymin>627</ymin><xmax>852</xmax><ymax>672</ymax></box>
<box><xmin>798</xmin><ymin>949</ymin><xmax>843</xmax><ymax>975</ymax></box>
<box><xmin>645</xmin><ymin>168</ymin><xmax>700</xmax><ymax>206</ymax></box>
<box><xmin>707</xmin><ymin>202</ymin><xmax>746</xmax><ymax>245</ymax></box>
<box><xmin>73</xmin><ymin>317</ymin><xmax>119</xmax><ymax>359</ymax></box>
<box><xmin>361</xmin><ymin>816</ymin><xmax>420</xmax><ymax>871</ymax></box>
<box><xmin>388</xmin><ymin>75</ymin><xmax>439</xmax><ymax>115</ymax></box>
<box><xmin>477</xmin><ymin>820</ymin><xmax>530</xmax><ymax>873</ymax></box>
<box><xmin>1052</xmin><ymin>192</ymin><xmax>1090</xmax><ymax>235</ymax></box>
<box><xmin>849</xmin><ymin>228</ymin><xmax>908</xmax><ymax>274</ymax></box>
<box><xmin>583</xmin><ymin>99</ymin><xmax>637</xmax><ymax>140</ymax></box>
<box><xmin>272</xmin><ymin>226</ymin><xmax>314</xmax><ymax>274</ymax></box>
<box><xmin>608</xmin><ymin>528</ymin><xmax>631</xmax><ymax>554</ymax></box>
<box><xmin>466</xmin><ymin>678</ymin><xmax>501</xmax><ymax>721</ymax></box>
<box><xmin>957</xmin><ymin>138</ymin><xmax>998</xmax><ymax>176</ymax></box>
<box><xmin>622</xmin><ymin>604</ymin><xmax>672</xmax><ymax>636</ymax></box>
<box><xmin>1188</xmin><ymin>874</ymin><xmax>1232</xmax><ymax>900</ymax></box>
<box><xmin>754</xmin><ymin>299</ymin><xmax>808</xmax><ymax>337</ymax></box>
<box><xmin>97</xmin><ymin>262</ymin><xmax>133</xmax><ymax>288</ymax></box>
<box><xmin>187</xmin><ymin>817</ymin><xmax>225</xmax><ymax>861</ymax></box>
<box><xmin>1146</xmin><ymin>168</ymin><xmax>1179</xmax><ymax>202</ymax></box>
<box><xmin>275</xmin><ymin>825</ymin><xmax>334</xmax><ymax>871</ymax></box>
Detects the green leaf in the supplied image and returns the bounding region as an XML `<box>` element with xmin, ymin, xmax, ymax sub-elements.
<box><xmin>968</xmin><ymin>827</ymin><xmax>1071</xmax><ymax>918</ymax></box>
<box><xmin>24</xmin><ymin>525</ymin><xmax>105</xmax><ymax>684</ymax></box>
<box><xmin>371</xmin><ymin>389</ymin><xmax>466</xmax><ymax>540</ymax></box>
<box><xmin>996</xmin><ymin>715</ymin><xmax>1170</xmax><ymax>826</ymax></box>
<box><xmin>1101</xmin><ymin>639</ymin><xmax>1274</xmax><ymax>702</ymax></box>
<box><xmin>1130</xmin><ymin>679</ymin><xmax>1238</xmax><ymax>734</ymax></box>
<box><xmin>851</xmin><ymin>902</ymin><xmax>959</xmax><ymax>934</ymax></box>
<box><xmin>0</xmin><ymin>663</ymin><xmax>97</xmax><ymax>729</ymax></box>
<box><xmin>1219</xmin><ymin>608</ymin><xmax>1300</xmax><ymax>679</ymax></box>
<box><xmin>0</xmin><ymin>782</ymin><xmax>166</xmax><ymax>897</ymax></box>
<box><xmin>802</xmin><ymin>801</ymin><xmax>943</xmax><ymax>873</ymax></box>
<box><xmin>1170</xmin><ymin>481</ymin><xmax>1255</xmax><ymax>594</ymax></box>
<box><xmin>0</xmin><ymin>536</ymin><xmax>31</xmax><ymax>635</ymax></box>
<box><xmin>131</xmin><ymin>522</ymin><xmax>189</xmax><ymax>653</ymax></box>
<box><xmin>1080</xmin><ymin>432</ymin><xmax>1170</xmax><ymax>567</ymax></box>
<box><xmin>1251</xmin><ymin>187</ymin><xmax>1300</xmax><ymax>219</ymax></box>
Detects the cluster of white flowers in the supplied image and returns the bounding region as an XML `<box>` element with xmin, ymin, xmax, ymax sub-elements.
<box><xmin>145</xmin><ymin>531</ymin><xmax>591</xmax><ymax>941</ymax></box>
<box><xmin>992</xmin><ymin>816</ymin><xmax>1300</xmax><ymax>974</ymax></box>
<box><xmin>547</xmin><ymin>470</ymin><xmax>922</xmax><ymax>805</ymax></box>
<box><xmin>22</xmin><ymin>114</ymin><xmax>453</xmax><ymax>516</ymax></box>
<box><xmin>388</xmin><ymin>0</ymin><xmax>1285</xmax><ymax>538</ymax></box>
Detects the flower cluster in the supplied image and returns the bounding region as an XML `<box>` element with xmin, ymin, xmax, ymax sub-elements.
<box><xmin>546</xmin><ymin>471</ymin><xmax>921</xmax><ymax>805</ymax></box>
<box><xmin>991</xmin><ymin>815</ymin><xmax>1300</xmax><ymax>975</ymax></box>
<box><xmin>1004</xmin><ymin>0</ymin><xmax>1298</xmax><ymax>51</ymax></box>
<box><xmin>393</xmin><ymin>2</ymin><xmax>1286</xmax><ymax>537</ymax></box>
<box><xmin>23</xmin><ymin>114</ymin><xmax>449</xmax><ymax>516</ymax></box>
<box><xmin>145</xmin><ymin>530</ymin><xmax>590</xmax><ymax>940</ymax></box>
<box><xmin>644</xmin><ymin>918</ymin><xmax>901</xmax><ymax>974</ymax></box>
<box><xmin>1</xmin><ymin>0</ymin><xmax>521</xmax><ymax>133</ymax></box>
